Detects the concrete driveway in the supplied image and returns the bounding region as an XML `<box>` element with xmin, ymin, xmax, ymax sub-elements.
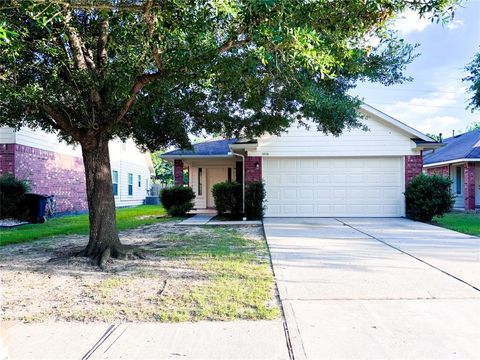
<box><xmin>264</xmin><ymin>217</ymin><xmax>480</xmax><ymax>360</ymax></box>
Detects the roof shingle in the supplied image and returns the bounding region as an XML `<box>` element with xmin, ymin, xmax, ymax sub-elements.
<box><xmin>163</xmin><ymin>138</ymin><xmax>237</xmax><ymax>156</ymax></box>
<box><xmin>424</xmin><ymin>129</ymin><xmax>480</xmax><ymax>165</ymax></box>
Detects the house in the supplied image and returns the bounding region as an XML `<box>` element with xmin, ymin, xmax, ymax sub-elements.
<box><xmin>0</xmin><ymin>127</ymin><xmax>154</xmax><ymax>213</ymax></box>
<box><xmin>162</xmin><ymin>104</ymin><xmax>439</xmax><ymax>217</ymax></box>
<box><xmin>423</xmin><ymin>129</ymin><xmax>480</xmax><ymax>210</ymax></box>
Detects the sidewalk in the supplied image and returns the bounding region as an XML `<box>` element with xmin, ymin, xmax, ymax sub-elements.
<box><xmin>5</xmin><ymin>320</ymin><xmax>290</xmax><ymax>360</ymax></box>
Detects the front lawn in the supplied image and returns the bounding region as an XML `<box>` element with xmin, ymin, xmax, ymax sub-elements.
<box><xmin>432</xmin><ymin>212</ymin><xmax>480</xmax><ymax>236</ymax></box>
<box><xmin>0</xmin><ymin>223</ymin><xmax>279</xmax><ymax>322</ymax></box>
<box><xmin>0</xmin><ymin>205</ymin><xmax>168</xmax><ymax>246</ymax></box>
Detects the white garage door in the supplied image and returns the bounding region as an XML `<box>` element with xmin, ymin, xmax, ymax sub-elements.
<box><xmin>263</xmin><ymin>157</ymin><xmax>404</xmax><ymax>217</ymax></box>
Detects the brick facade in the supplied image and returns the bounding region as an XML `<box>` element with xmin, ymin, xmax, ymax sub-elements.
<box><xmin>464</xmin><ymin>162</ymin><xmax>476</xmax><ymax>211</ymax></box>
<box><xmin>404</xmin><ymin>154</ymin><xmax>423</xmax><ymax>186</ymax></box>
<box><xmin>426</xmin><ymin>165</ymin><xmax>450</xmax><ymax>178</ymax></box>
<box><xmin>0</xmin><ymin>144</ymin><xmax>87</xmax><ymax>213</ymax></box>
<box><xmin>174</xmin><ymin>159</ymin><xmax>184</xmax><ymax>185</ymax></box>
<box><xmin>245</xmin><ymin>156</ymin><xmax>262</xmax><ymax>184</ymax></box>
<box><xmin>0</xmin><ymin>144</ymin><xmax>15</xmax><ymax>175</ymax></box>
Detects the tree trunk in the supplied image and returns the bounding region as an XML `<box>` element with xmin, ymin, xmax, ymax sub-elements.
<box><xmin>81</xmin><ymin>136</ymin><xmax>123</xmax><ymax>267</ymax></box>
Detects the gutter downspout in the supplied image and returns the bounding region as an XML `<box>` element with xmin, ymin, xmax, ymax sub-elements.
<box><xmin>228</xmin><ymin>151</ymin><xmax>246</xmax><ymax>221</ymax></box>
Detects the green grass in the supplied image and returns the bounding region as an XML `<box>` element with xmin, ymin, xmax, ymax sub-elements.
<box><xmin>147</xmin><ymin>227</ymin><xmax>279</xmax><ymax>321</ymax></box>
<box><xmin>432</xmin><ymin>212</ymin><xmax>480</xmax><ymax>236</ymax></box>
<box><xmin>0</xmin><ymin>205</ymin><xmax>169</xmax><ymax>246</ymax></box>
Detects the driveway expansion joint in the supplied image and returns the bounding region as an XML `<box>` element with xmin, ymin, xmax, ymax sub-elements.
<box><xmin>335</xmin><ymin>218</ymin><xmax>480</xmax><ymax>293</ymax></box>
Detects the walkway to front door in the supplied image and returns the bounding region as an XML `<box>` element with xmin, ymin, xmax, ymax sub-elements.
<box><xmin>264</xmin><ymin>217</ymin><xmax>480</xmax><ymax>360</ymax></box>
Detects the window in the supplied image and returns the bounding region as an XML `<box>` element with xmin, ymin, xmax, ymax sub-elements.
<box><xmin>128</xmin><ymin>173</ymin><xmax>133</xmax><ymax>196</ymax></box>
<box><xmin>455</xmin><ymin>167</ymin><xmax>462</xmax><ymax>195</ymax></box>
<box><xmin>138</xmin><ymin>175</ymin><xmax>141</xmax><ymax>187</ymax></box>
<box><xmin>198</xmin><ymin>168</ymin><xmax>203</xmax><ymax>196</ymax></box>
<box><xmin>228</xmin><ymin>168</ymin><xmax>232</xmax><ymax>182</ymax></box>
<box><xmin>112</xmin><ymin>171</ymin><xmax>119</xmax><ymax>196</ymax></box>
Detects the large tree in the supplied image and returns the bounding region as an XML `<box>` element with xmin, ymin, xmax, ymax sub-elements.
<box><xmin>0</xmin><ymin>0</ymin><xmax>456</xmax><ymax>266</ymax></box>
<box><xmin>464</xmin><ymin>50</ymin><xmax>480</xmax><ymax>112</ymax></box>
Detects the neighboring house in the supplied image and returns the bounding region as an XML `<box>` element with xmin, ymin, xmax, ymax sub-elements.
<box><xmin>423</xmin><ymin>129</ymin><xmax>480</xmax><ymax>210</ymax></box>
<box><xmin>0</xmin><ymin>127</ymin><xmax>154</xmax><ymax>213</ymax></box>
<box><xmin>162</xmin><ymin>104</ymin><xmax>439</xmax><ymax>217</ymax></box>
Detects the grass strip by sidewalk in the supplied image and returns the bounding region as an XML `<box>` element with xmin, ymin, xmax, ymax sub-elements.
<box><xmin>0</xmin><ymin>205</ymin><xmax>169</xmax><ymax>246</ymax></box>
<box><xmin>432</xmin><ymin>212</ymin><xmax>480</xmax><ymax>236</ymax></box>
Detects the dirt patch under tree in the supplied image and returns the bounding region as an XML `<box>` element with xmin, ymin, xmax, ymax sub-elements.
<box><xmin>0</xmin><ymin>221</ymin><xmax>279</xmax><ymax>322</ymax></box>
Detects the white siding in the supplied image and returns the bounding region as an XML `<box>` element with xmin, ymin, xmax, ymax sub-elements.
<box><xmin>109</xmin><ymin>139</ymin><xmax>153</xmax><ymax>207</ymax></box>
<box><xmin>0</xmin><ymin>127</ymin><xmax>16</xmax><ymax>143</ymax></box>
<box><xmin>111</xmin><ymin>159</ymin><xmax>151</xmax><ymax>207</ymax></box>
<box><xmin>14</xmin><ymin>127</ymin><xmax>82</xmax><ymax>157</ymax></box>
<box><xmin>249</xmin><ymin>115</ymin><xmax>419</xmax><ymax>158</ymax></box>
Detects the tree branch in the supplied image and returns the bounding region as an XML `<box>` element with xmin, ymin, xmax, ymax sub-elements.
<box><xmin>64</xmin><ymin>9</ymin><xmax>88</xmax><ymax>70</ymax></box>
<box><xmin>97</xmin><ymin>18</ymin><xmax>109</xmax><ymax>69</ymax></box>
<box><xmin>144</xmin><ymin>0</ymin><xmax>163</xmax><ymax>70</ymax></box>
<box><xmin>218</xmin><ymin>32</ymin><xmax>249</xmax><ymax>54</ymax></box>
<box><xmin>39</xmin><ymin>104</ymin><xmax>81</xmax><ymax>140</ymax></box>
<box><xmin>114</xmin><ymin>73</ymin><xmax>162</xmax><ymax>124</ymax></box>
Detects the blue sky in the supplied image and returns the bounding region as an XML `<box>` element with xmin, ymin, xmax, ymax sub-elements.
<box><xmin>351</xmin><ymin>1</ymin><xmax>480</xmax><ymax>138</ymax></box>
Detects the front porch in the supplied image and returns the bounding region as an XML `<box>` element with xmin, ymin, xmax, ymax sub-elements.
<box><xmin>426</xmin><ymin>161</ymin><xmax>480</xmax><ymax>211</ymax></box>
<box><xmin>162</xmin><ymin>139</ymin><xmax>262</xmax><ymax>211</ymax></box>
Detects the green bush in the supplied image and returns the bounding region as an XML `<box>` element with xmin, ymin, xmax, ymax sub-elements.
<box><xmin>212</xmin><ymin>181</ymin><xmax>243</xmax><ymax>215</ymax></box>
<box><xmin>0</xmin><ymin>174</ymin><xmax>30</xmax><ymax>219</ymax></box>
<box><xmin>245</xmin><ymin>181</ymin><xmax>266</xmax><ymax>220</ymax></box>
<box><xmin>405</xmin><ymin>173</ymin><xmax>454</xmax><ymax>222</ymax></box>
<box><xmin>160</xmin><ymin>186</ymin><xmax>195</xmax><ymax>216</ymax></box>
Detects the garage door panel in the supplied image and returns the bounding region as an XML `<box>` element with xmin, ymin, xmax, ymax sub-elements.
<box><xmin>264</xmin><ymin>157</ymin><xmax>403</xmax><ymax>217</ymax></box>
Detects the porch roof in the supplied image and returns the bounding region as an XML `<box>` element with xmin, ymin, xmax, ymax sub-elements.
<box><xmin>424</xmin><ymin>129</ymin><xmax>480</xmax><ymax>166</ymax></box>
<box><xmin>162</xmin><ymin>138</ymin><xmax>238</xmax><ymax>158</ymax></box>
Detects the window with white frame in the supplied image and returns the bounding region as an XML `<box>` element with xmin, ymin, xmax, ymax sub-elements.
<box><xmin>455</xmin><ymin>167</ymin><xmax>462</xmax><ymax>195</ymax></box>
<box><xmin>112</xmin><ymin>170</ymin><xmax>119</xmax><ymax>196</ymax></box>
<box><xmin>138</xmin><ymin>174</ymin><xmax>141</xmax><ymax>187</ymax></box>
<box><xmin>198</xmin><ymin>168</ymin><xmax>203</xmax><ymax>196</ymax></box>
<box><xmin>128</xmin><ymin>173</ymin><xmax>133</xmax><ymax>196</ymax></box>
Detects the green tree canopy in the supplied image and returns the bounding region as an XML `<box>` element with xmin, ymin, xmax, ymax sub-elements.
<box><xmin>464</xmin><ymin>50</ymin><xmax>480</xmax><ymax>111</ymax></box>
<box><xmin>0</xmin><ymin>0</ymin><xmax>457</xmax><ymax>265</ymax></box>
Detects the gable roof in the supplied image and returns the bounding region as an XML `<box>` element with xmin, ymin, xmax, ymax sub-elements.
<box><xmin>161</xmin><ymin>103</ymin><xmax>436</xmax><ymax>159</ymax></box>
<box><xmin>423</xmin><ymin>129</ymin><xmax>480</xmax><ymax>165</ymax></box>
<box><xmin>162</xmin><ymin>138</ymin><xmax>237</xmax><ymax>157</ymax></box>
<box><xmin>359</xmin><ymin>104</ymin><xmax>435</xmax><ymax>142</ymax></box>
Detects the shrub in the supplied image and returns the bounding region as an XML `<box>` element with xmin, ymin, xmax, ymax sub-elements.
<box><xmin>0</xmin><ymin>174</ymin><xmax>30</xmax><ymax>219</ymax></box>
<box><xmin>212</xmin><ymin>181</ymin><xmax>243</xmax><ymax>215</ymax></box>
<box><xmin>405</xmin><ymin>173</ymin><xmax>454</xmax><ymax>222</ymax></box>
<box><xmin>245</xmin><ymin>181</ymin><xmax>266</xmax><ymax>220</ymax></box>
<box><xmin>160</xmin><ymin>186</ymin><xmax>195</xmax><ymax>216</ymax></box>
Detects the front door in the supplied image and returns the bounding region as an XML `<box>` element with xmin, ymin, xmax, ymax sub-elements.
<box><xmin>207</xmin><ymin>168</ymin><xmax>227</xmax><ymax>208</ymax></box>
<box><xmin>452</xmin><ymin>165</ymin><xmax>465</xmax><ymax>208</ymax></box>
<box><xmin>476</xmin><ymin>165</ymin><xmax>480</xmax><ymax>207</ymax></box>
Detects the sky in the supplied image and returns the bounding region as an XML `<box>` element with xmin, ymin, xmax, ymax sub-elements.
<box><xmin>350</xmin><ymin>1</ymin><xmax>480</xmax><ymax>139</ymax></box>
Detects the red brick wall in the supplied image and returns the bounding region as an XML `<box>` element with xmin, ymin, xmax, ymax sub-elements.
<box><xmin>426</xmin><ymin>165</ymin><xmax>450</xmax><ymax>177</ymax></box>
<box><xmin>174</xmin><ymin>159</ymin><xmax>184</xmax><ymax>185</ymax></box>
<box><xmin>0</xmin><ymin>144</ymin><xmax>15</xmax><ymax>175</ymax></box>
<box><xmin>1</xmin><ymin>144</ymin><xmax>87</xmax><ymax>213</ymax></box>
<box><xmin>405</xmin><ymin>155</ymin><xmax>423</xmax><ymax>187</ymax></box>
<box><xmin>245</xmin><ymin>156</ymin><xmax>262</xmax><ymax>184</ymax></box>
<box><xmin>464</xmin><ymin>162</ymin><xmax>476</xmax><ymax>211</ymax></box>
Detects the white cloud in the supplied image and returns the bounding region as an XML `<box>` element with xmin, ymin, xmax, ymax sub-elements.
<box><xmin>446</xmin><ymin>19</ymin><xmax>464</xmax><ymax>30</ymax></box>
<box><xmin>383</xmin><ymin>81</ymin><xmax>469</xmax><ymax>136</ymax></box>
<box><xmin>392</xmin><ymin>10</ymin><xmax>432</xmax><ymax>34</ymax></box>
<box><xmin>414</xmin><ymin>116</ymin><xmax>462</xmax><ymax>135</ymax></box>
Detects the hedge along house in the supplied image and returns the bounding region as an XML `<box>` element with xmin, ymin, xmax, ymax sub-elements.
<box><xmin>0</xmin><ymin>127</ymin><xmax>155</xmax><ymax>213</ymax></box>
<box><xmin>162</xmin><ymin>104</ymin><xmax>440</xmax><ymax>217</ymax></box>
<box><xmin>423</xmin><ymin>129</ymin><xmax>480</xmax><ymax>211</ymax></box>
